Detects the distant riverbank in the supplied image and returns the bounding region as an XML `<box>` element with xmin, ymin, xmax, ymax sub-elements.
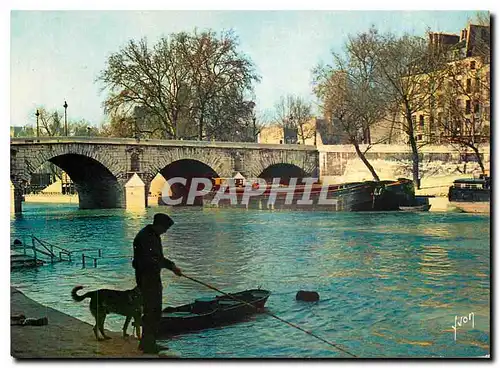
<box><xmin>24</xmin><ymin>193</ymin><xmax>79</xmax><ymax>204</ymax></box>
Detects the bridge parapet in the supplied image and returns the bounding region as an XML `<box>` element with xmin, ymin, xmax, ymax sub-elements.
<box><xmin>10</xmin><ymin>136</ymin><xmax>317</xmax><ymax>151</ymax></box>
<box><xmin>10</xmin><ymin>138</ymin><xmax>319</xmax><ymax>213</ymax></box>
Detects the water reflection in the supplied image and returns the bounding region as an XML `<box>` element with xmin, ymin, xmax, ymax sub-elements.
<box><xmin>10</xmin><ymin>205</ymin><xmax>490</xmax><ymax>358</ymax></box>
<box><xmin>419</xmin><ymin>244</ymin><xmax>454</xmax><ymax>284</ymax></box>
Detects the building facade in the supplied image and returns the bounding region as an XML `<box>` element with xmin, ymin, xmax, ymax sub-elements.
<box><xmin>369</xmin><ymin>22</ymin><xmax>490</xmax><ymax>146</ymax></box>
<box><xmin>258</xmin><ymin>117</ymin><xmax>326</xmax><ymax>145</ymax></box>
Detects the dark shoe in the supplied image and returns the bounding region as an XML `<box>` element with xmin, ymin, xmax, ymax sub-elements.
<box><xmin>142</xmin><ymin>346</ymin><xmax>160</xmax><ymax>354</ymax></box>
<box><xmin>142</xmin><ymin>343</ymin><xmax>169</xmax><ymax>354</ymax></box>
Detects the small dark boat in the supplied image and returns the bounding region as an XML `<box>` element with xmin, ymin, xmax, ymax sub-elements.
<box><xmin>159</xmin><ymin>289</ymin><xmax>270</xmax><ymax>335</ymax></box>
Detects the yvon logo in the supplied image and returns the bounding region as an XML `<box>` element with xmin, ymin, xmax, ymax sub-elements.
<box><xmin>452</xmin><ymin>312</ymin><xmax>475</xmax><ymax>341</ymax></box>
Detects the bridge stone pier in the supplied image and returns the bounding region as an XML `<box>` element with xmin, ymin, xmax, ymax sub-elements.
<box><xmin>10</xmin><ymin>137</ymin><xmax>319</xmax><ymax>213</ymax></box>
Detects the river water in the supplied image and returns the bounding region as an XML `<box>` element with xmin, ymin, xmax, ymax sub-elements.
<box><xmin>10</xmin><ymin>203</ymin><xmax>490</xmax><ymax>358</ymax></box>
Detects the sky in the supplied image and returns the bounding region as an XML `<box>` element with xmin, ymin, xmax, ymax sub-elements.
<box><xmin>0</xmin><ymin>3</ymin><xmax>497</xmax><ymax>365</ymax></box>
<box><xmin>10</xmin><ymin>9</ymin><xmax>486</xmax><ymax>128</ymax></box>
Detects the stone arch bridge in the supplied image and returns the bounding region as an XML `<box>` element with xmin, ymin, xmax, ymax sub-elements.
<box><xmin>10</xmin><ymin>137</ymin><xmax>319</xmax><ymax>212</ymax></box>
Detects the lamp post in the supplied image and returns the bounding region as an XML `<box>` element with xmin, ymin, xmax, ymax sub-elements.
<box><xmin>63</xmin><ymin>101</ymin><xmax>68</xmax><ymax>136</ymax></box>
<box><xmin>248</xmin><ymin>101</ymin><xmax>256</xmax><ymax>142</ymax></box>
<box><xmin>252</xmin><ymin>116</ymin><xmax>257</xmax><ymax>143</ymax></box>
<box><xmin>35</xmin><ymin>110</ymin><xmax>40</xmax><ymax>137</ymax></box>
<box><xmin>287</xmin><ymin>114</ymin><xmax>294</xmax><ymax>144</ymax></box>
<box><xmin>314</xmin><ymin>119</ymin><xmax>317</xmax><ymax>146</ymax></box>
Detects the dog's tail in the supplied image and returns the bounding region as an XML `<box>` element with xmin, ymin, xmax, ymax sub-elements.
<box><xmin>71</xmin><ymin>286</ymin><xmax>92</xmax><ymax>302</ymax></box>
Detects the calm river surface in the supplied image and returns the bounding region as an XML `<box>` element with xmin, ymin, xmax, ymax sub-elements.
<box><xmin>11</xmin><ymin>203</ymin><xmax>490</xmax><ymax>358</ymax></box>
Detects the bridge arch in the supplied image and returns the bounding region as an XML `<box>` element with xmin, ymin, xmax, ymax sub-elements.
<box><xmin>157</xmin><ymin>159</ymin><xmax>220</xmax><ymax>206</ymax></box>
<box><xmin>144</xmin><ymin>147</ymin><xmax>231</xmax><ymax>178</ymax></box>
<box><xmin>49</xmin><ymin>154</ymin><xmax>123</xmax><ymax>208</ymax></box>
<box><xmin>26</xmin><ymin>154</ymin><xmax>123</xmax><ymax>209</ymax></box>
<box><xmin>244</xmin><ymin>150</ymin><xmax>318</xmax><ymax>179</ymax></box>
<box><xmin>258</xmin><ymin>163</ymin><xmax>308</xmax><ymax>185</ymax></box>
<box><xmin>12</xmin><ymin>144</ymin><xmax>126</xmax><ymax>209</ymax></box>
<box><xmin>24</xmin><ymin>143</ymin><xmax>123</xmax><ymax>179</ymax></box>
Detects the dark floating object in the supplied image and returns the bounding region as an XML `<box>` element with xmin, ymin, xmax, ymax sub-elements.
<box><xmin>296</xmin><ymin>290</ymin><xmax>320</xmax><ymax>302</ymax></box>
<box><xmin>13</xmin><ymin>239</ymin><xmax>22</xmax><ymax>246</ymax></box>
<box><xmin>159</xmin><ymin>289</ymin><xmax>270</xmax><ymax>335</ymax></box>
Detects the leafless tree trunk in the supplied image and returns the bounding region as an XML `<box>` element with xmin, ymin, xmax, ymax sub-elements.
<box><xmin>352</xmin><ymin>140</ymin><xmax>380</xmax><ymax>181</ymax></box>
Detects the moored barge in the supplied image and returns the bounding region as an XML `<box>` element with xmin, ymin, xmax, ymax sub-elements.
<box><xmin>448</xmin><ymin>175</ymin><xmax>490</xmax><ymax>214</ymax></box>
<box><xmin>203</xmin><ymin>178</ymin><xmax>416</xmax><ymax>211</ymax></box>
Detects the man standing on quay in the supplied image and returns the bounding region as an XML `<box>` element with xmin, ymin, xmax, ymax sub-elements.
<box><xmin>132</xmin><ymin>213</ymin><xmax>182</xmax><ymax>354</ymax></box>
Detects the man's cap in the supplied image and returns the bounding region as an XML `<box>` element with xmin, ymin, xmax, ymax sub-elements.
<box><xmin>153</xmin><ymin>213</ymin><xmax>174</xmax><ymax>228</ymax></box>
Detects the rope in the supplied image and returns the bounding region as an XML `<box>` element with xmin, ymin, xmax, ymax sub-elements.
<box><xmin>181</xmin><ymin>274</ymin><xmax>357</xmax><ymax>358</ymax></box>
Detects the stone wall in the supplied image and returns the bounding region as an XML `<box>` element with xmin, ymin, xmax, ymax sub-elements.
<box><xmin>318</xmin><ymin>144</ymin><xmax>490</xmax><ymax>186</ymax></box>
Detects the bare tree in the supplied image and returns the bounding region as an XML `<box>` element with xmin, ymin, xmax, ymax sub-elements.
<box><xmin>313</xmin><ymin>28</ymin><xmax>387</xmax><ymax>181</ymax></box>
<box><xmin>99</xmin><ymin>36</ymin><xmax>189</xmax><ymax>138</ymax></box>
<box><xmin>180</xmin><ymin>30</ymin><xmax>260</xmax><ymax>140</ymax></box>
<box><xmin>100</xmin><ymin>114</ymin><xmax>136</xmax><ymax>138</ymax></box>
<box><xmin>471</xmin><ymin>11</ymin><xmax>490</xmax><ymax>27</ymax></box>
<box><xmin>273</xmin><ymin>95</ymin><xmax>294</xmax><ymax>126</ymax></box>
<box><xmin>374</xmin><ymin>32</ymin><xmax>448</xmax><ymax>188</ymax></box>
<box><xmin>11</xmin><ymin>125</ymin><xmax>35</xmax><ymax>137</ymax></box>
<box><xmin>37</xmin><ymin>108</ymin><xmax>63</xmax><ymax>137</ymax></box>
<box><xmin>273</xmin><ymin>95</ymin><xmax>314</xmax><ymax>144</ymax></box>
<box><xmin>98</xmin><ymin>29</ymin><xmax>260</xmax><ymax>141</ymax></box>
<box><xmin>293</xmin><ymin>97</ymin><xmax>314</xmax><ymax>144</ymax></box>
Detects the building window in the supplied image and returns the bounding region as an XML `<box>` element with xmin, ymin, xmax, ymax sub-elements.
<box><xmin>437</xmin><ymin>112</ymin><xmax>444</xmax><ymax>127</ymax></box>
<box><xmin>419</xmin><ymin>115</ymin><xmax>425</xmax><ymax>128</ymax></box>
<box><xmin>417</xmin><ymin>134</ymin><xmax>423</xmax><ymax>141</ymax></box>
<box><xmin>470</xmin><ymin>60</ymin><xmax>476</xmax><ymax>70</ymax></box>
<box><xmin>466</xmin><ymin>78</ymin><xmax>472</xmax><ymax>93</ymax></box>
<box><xmin>474</xmin><ymin>103</ymin><xmax>480</xmax><ymax>114</ymax></box>
<box><xmin>460</xmin><ymin>153</ymin><xmax>480</xmax><ymax>163</ymax></box>
<box><xmin>438</xmin><ymin>94</ymin><xmax>444</xmax><ymax>108</ymax></box>
<box><xmin>465</xmin><ymin>100</ymin><xmax>471</xmax><ymax>114</ymax></box>
<box><xmin>485</xmin><ymin>106</ymin><xmax>490</xmax><ymax>121</ymax></box>
<box><xmin>475</xmin><ymin>76</ymin><xmax>481</xmax><ymax>92</ymax></box>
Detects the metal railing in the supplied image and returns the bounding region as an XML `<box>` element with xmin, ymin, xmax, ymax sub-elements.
<box><xmin>12</xmin><ymin>235</ymin><xmax>103</xmax><ymax>268</ymax></box>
